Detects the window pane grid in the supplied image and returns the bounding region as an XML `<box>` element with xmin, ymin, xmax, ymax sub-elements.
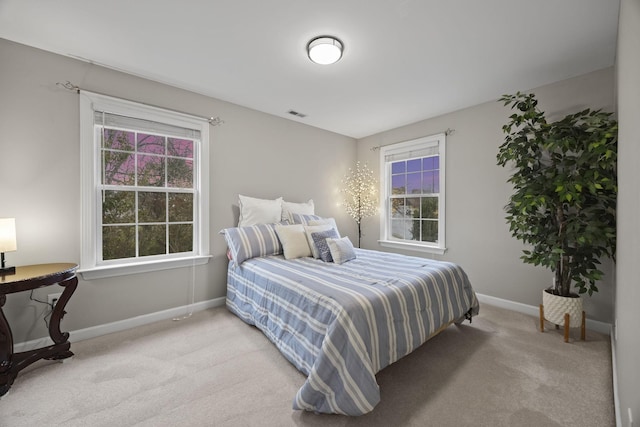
<box><xmin>100</xmin><ymin>125</ymin><xmax>194</xmax><ymax>191</ymax></box>
<box><xmin>390</xmin><ymin>154</ymin><xmax>439</xmax><ymax>196</ymax></box>
<box><xmin>388</xmin><ymin>195</ymin><xmax>439</xmax><ymax>243</ymax></box>
<box><xmin>97</xmin><ymin>122</ymin><xmax>196</xmax><ymax>262</ymax></box>
<box><xmin>386</xmin><ymin>148</ymin><xmax>442</xmax><ymax>245</ymax></box>
<box><xmin>99</xmin><ymin>188</ymin><xmax>195</xmax><ymax>260</ymax></box>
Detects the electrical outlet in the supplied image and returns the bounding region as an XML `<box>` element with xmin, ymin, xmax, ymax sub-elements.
<box><xmin>47</xmin><ymin>293</ymin><xmax>62</xmax><ymax>308</ymax></box>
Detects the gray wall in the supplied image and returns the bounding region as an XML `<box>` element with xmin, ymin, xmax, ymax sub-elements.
<box><xmin>0</xmin><ymin>39</ymin><xmax>356</xmax><ymax>342</ymax></box>
<box><xmin>1</xmin><ymin>32</ymin><xmax>628</xmax><ymax>409</ymax></box>
<box><xmin>356</xmin><ymin>68</ymin><xmax>616</xmax><ymax>324</ymax></box>
<box><xmin>1</xmin><ymin>22</ymin><xmax>631</xmax><ymax>419</ymax></box>
<box><xmin>615</xmin><ymin>0</ymin><xmax>640</xmax><ymax>424</ymax></box>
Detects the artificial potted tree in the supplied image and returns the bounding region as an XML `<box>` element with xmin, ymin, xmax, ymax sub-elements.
<box><xmin>496</xmin><ymin>92</ymin><xmax>617</xmax><ymax>340</ymax></box>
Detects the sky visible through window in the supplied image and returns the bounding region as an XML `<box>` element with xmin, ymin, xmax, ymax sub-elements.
<box><xmin>390</xmin><ymin>155</ymin><xmax>439</xmax><ymax>243</ymax></box>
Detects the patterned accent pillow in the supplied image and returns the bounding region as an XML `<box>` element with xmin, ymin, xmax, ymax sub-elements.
<box><xmin>303</xmin><ymin>225</ymin><xmax>334</xmax><ymax>258</ymax></box>
<box><xmin>221</xmin><ymin>223</ymin><xmax>282</xmax><ymax>266</ymax></box>
<box><xmin>326</xmin><ymin>236</ymin><xmax>357</xmax><ymax>264</ymax></box>
<box><xmin>289</xmin><ymin>213</ymin><xmax>323</xmax><ymax>225</ymax></box>
<box><xmin>311</xmin><ymin>229</ymin><xmax>340</xmax><ymax>262</ymax></box>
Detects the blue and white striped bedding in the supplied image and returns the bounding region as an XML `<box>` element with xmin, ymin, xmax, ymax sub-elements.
<box><xmin>226</xmin><ymin>248</ymin><xmax>479</xmax><ymax>415</ymax></box>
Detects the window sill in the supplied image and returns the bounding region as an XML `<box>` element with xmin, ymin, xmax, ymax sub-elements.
<box><xmin>378</xmin><ymin>240</ymin><xmax>447</xmax><ymax>255</ymax></box>
<box><xmin>79</xmin><ymin>255</ymin><xmax>212</xmax><ymax>280</ymax></box>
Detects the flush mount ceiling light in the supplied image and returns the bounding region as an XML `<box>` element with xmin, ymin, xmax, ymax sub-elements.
<box><xmin>307</xmin><ymin>36</ymin><xmax>343</xmax><ymax>65</ymax></box>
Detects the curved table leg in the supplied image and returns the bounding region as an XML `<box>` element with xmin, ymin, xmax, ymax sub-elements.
<box><xmin>0</xmin><ymin>294</ymin><xmax>15</xmax><ymax>396</ymax></box>
<box><xmin>46</xmin><ymin>276</ymin><xmax>77</xmax><ymax>360</ymax></box>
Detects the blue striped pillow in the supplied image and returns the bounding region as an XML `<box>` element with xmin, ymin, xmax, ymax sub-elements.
<box><xmin>221</xmin><ymin>223</ymin><xmax>282</xmax><ymax>266</ymax></box>
<box><xmin>289</xmin><ymin>213</ymin><xmax>323</xmax><ymax>225</ymax></box>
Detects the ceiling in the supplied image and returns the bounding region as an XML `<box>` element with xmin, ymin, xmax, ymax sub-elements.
<box><xmin>0</xmin><ymin>0</ymin><xmax>620</xmax><ymax>139</ymax></box>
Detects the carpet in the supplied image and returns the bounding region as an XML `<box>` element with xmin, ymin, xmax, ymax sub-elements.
<box><xmin>0</xmin><ymin>303</ymin><xmax>614</xmax><ymax>426</ymax></box>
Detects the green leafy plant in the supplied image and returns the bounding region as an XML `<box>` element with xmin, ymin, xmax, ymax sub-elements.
<box><xmin>496</xmin><ymin>92</ymin><xmax>617</xmax><ymax>296</ymax></box>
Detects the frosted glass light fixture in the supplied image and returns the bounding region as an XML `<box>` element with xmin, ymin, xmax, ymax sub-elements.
<box><xmin>0</xmin><ymin>218</ymin><xmax>17</xmax><ymax>275</ymax></box>
<box><xmin>307</xmin><ymin>36</ymin><xmax>343</xmax><ymax>65</ymax></box>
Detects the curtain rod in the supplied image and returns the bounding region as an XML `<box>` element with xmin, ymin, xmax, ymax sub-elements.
<box><xmin>56</xmin><ymin>81</ymin><xmax>225</xmax><ymax>126</ymax></box>
<box><xmin>369</xmin><ymin>128</ymin><xmax>455</xmax><ymax>151</ymax></box>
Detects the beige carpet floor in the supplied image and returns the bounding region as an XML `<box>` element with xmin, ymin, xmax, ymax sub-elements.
<box><xmin>0</xmin><ymin>303</ymin><xmax>614</xmax><ymax>427</ymax></box>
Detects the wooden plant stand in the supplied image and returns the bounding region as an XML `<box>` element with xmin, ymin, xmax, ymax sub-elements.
<box><xmin>539</xmin><ymin>304</ymin><xmax>586</xmax><ymax>343</ymax></box>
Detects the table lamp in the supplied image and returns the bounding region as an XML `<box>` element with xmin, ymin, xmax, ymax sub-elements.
<box><xmin>0</xmin><ymin>218</ymin><xmax>17</xmax><ymax>275</ymax></box>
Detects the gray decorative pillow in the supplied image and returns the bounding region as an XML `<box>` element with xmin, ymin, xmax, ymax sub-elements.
<box><xmin>326</xmin><ymin>236</ymin><xmax>356</xmax><ymax>264</ymax></box>
<box><xmin>310</xmin><ymin>229</ymin><xmax>339</xmax><ymax>262</ymax></box>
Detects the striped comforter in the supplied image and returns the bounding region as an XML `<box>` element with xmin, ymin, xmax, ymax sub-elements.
<box><xmin>226</xmin><ymin>248</ymin><xmax>479</xmax><ymax>415</ymax></box>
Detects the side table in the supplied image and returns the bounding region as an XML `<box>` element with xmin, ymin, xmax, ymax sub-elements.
<box><xmin>0</xmin><ymin>263</ymin><xmax>78</xmax><ymax>396</ymax></box>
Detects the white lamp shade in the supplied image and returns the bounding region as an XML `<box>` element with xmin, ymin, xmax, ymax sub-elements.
<box><xmin>0</xmin><ymin>218</ymin><xmax>17</xmax><ymax>252</ymax></box>
<box><xmin>308</xmin><ymin>37</ymin><xmax>343</xmax><ymax>65</ymax></box>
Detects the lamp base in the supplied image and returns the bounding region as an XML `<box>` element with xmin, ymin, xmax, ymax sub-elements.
<box><xmin>0</xmin><ymin>266</ymin><xmax>15</xmax><ymax>275</ymax></box>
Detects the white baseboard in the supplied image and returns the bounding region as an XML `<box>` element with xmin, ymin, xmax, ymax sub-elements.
<box><xmin>476</xmin><ymin>293</ymin><xmax>612</xmax><ymax>335</ymax></box>
<box><xmin>14</xmin><ymin>297</ymin><xmax>226</xmax><ymax>353</ymax></box>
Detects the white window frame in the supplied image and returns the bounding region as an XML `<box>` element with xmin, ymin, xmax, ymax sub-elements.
<box><xmin>378</xmin><ymin>133</ymin><xmax>446</xmax><ymax>255</ymax></box>
<box><xmin>79</xmin><ymin>91</ymin><xmax>211</xmax><ymax>279</ymax></box>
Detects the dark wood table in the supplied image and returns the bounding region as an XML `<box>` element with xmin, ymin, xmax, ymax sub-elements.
<box><xmin>0</xmin><ymin>263</ymin><xmax>78</xmax><ymax>396</ymax></box>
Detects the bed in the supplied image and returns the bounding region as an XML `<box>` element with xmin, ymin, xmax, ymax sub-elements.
<box><xmin>224</xmin><ymin>226</ymin><xmax>479</xmax><ymax>415</ymax></box>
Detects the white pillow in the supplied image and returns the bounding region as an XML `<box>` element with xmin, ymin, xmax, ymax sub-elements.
<box><xmin>303</xmin><ymin>224</ymin><xmax>335</xmax><ymax>258</ymax></box>
<box><xmin>308</xmin><ymin>218</ymin><xmax>340</xmax><ymax>237</ymax></box>
<box><xmin>275</xmin><ymin>224</ymin><xmax>312</xmax><ymax>259</ymax></box>
<box><xmin>238</xmin><ymin>195</ymin><xmax>283</xmax><ymax>227</ymax></box>
<box><xmin>327</xmin><ymin>236</ymin><xmax>357</xmax><ymax>264</ymax></box>
<box><xmin>282</xmin><ymin>199</ymin><xmax>314</xmax><ymax>222</ymax></box>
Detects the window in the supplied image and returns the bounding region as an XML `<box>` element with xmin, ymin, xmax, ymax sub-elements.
<box><xmin>379</xmin><ymin>133</ymin><xmax>446</xmax><ymax>254</ymax></box>
<box><xmin>79</xmin><ymin>92</ymin><xmax>210</xmax><ymax>279</ymax></box>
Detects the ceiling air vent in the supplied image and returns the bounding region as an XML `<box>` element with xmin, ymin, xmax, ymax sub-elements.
<box><xmin>287</xmin><ymin>110</ymin><xmax>307</xmax><ymax>118</ymax></box>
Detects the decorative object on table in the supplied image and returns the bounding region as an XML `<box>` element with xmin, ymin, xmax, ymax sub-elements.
<box><xmin>496</xmin><ymin>92</ymin><xmax>618</xmax><ymax>342</ymax></box>
<box><xmin>341</xmin><ymin>161</ymin><xmax>378</xmax><ymax>248</ymax></box>
<box><xmin>0</xmin><ymin>218</ymin><xmax>17</xmax><ymax>275</ymax></box>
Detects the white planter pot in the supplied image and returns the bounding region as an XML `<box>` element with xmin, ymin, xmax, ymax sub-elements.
<box><xmin>542</xmin><ymin>289</ymin><xmax>583</xmax><ymax>327</ymax></box>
